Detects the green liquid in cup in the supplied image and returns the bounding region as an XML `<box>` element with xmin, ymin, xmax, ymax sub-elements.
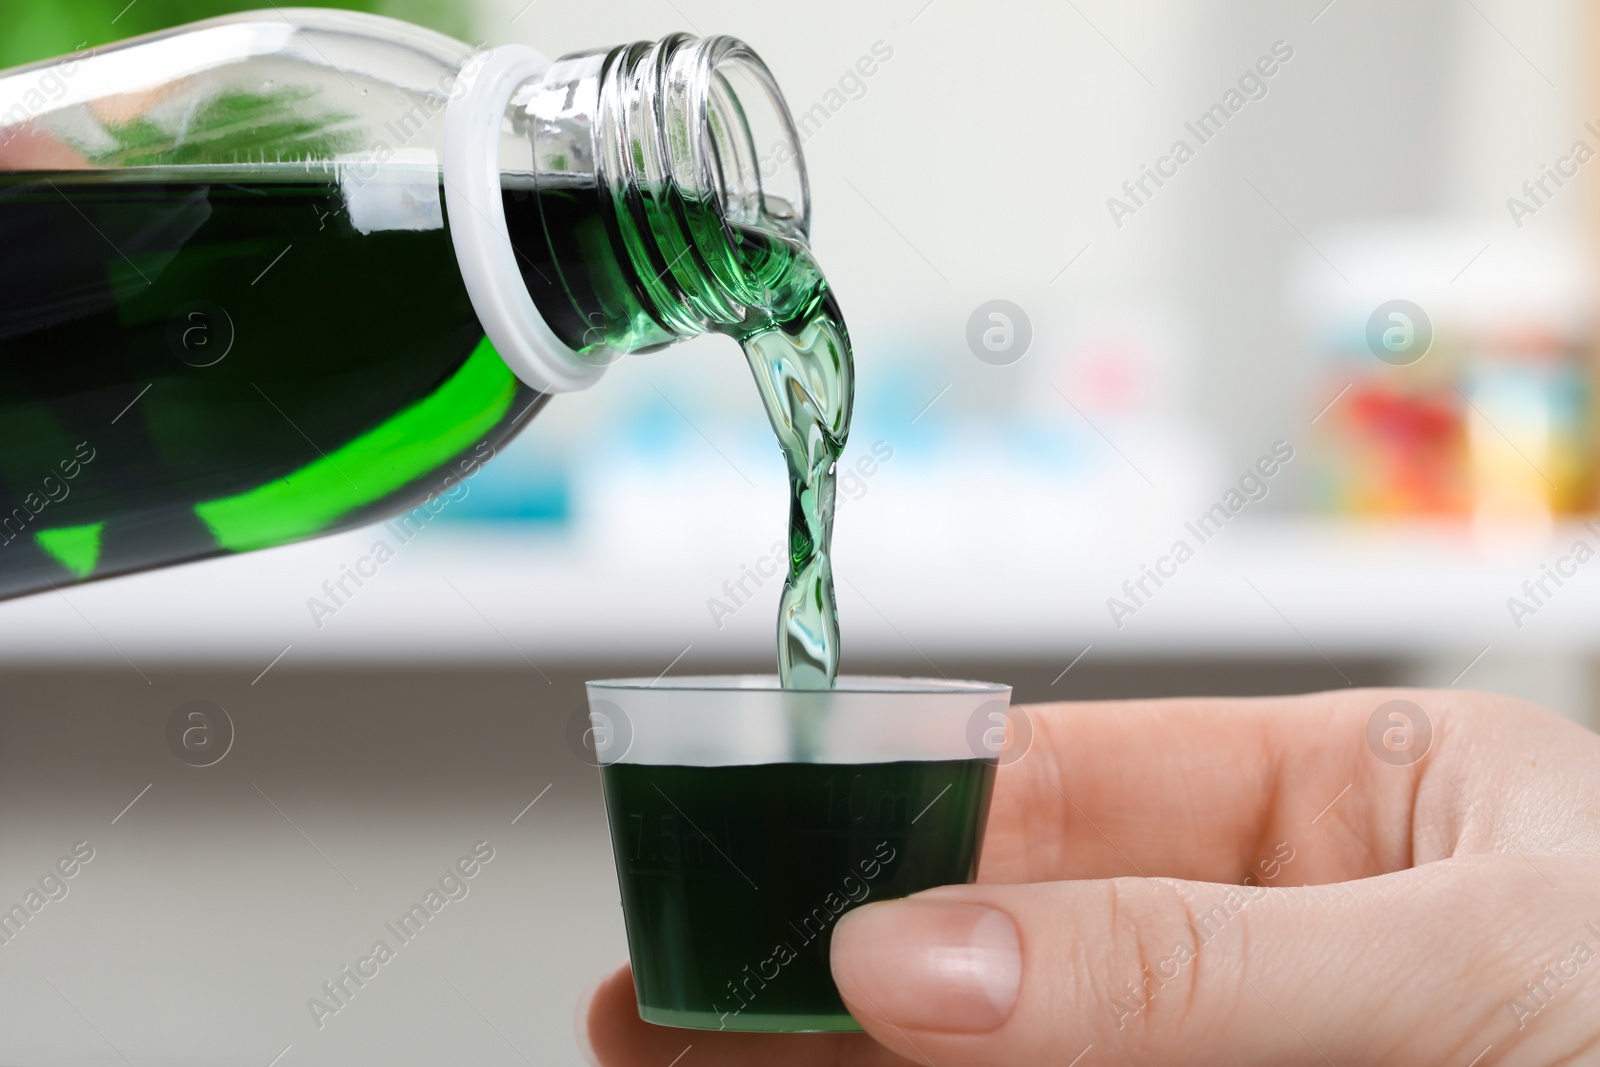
<box><xmin>601</xmin><ymin>757</ymin><xmax>996</xmax><ymax>1032</ymax></box>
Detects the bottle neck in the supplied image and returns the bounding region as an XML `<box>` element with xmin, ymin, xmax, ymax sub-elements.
<box><xmin>505</xmin><ymin>34</ymin><xmax>809</xmax><ymax>361</ymax></box>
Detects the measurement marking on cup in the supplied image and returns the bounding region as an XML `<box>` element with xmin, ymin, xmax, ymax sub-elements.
<box><xmin>111</xmin><ymin>783</ymin><xmax>152</xmax><ymax>824</ymax></box>
<box><xmin>911</xmin><ymin>783</ymin><xmax>952</xmax><ymax>825</ymax></box>
<box><xmin>1066</xmin><ymin>1045</ymin><xmax>1093</xmax><ymax>1067</ymax></box>
<box><xmin>264</xmin><ymin>1044</ymin><xmax>292</xmax><ymax>1067</ymax></box>
<box><xmin>1465</xmin><ymin>1045</ymin><xmax>1493</xmax><ymax>1067</ymax></box>
<box><xmin>511</xmin><ymin>783</ymin><xmax>553</xmax><ymax>824</ymax></box>
<box><xmin>651</xmin><ymin>784</ymin><xmax>758</xmax><ymax>891</ymax></box>
<box><xmin>665</xmin><ymin>1046</ymin><xmax>693</xmax><ymax>1067</ymax></box>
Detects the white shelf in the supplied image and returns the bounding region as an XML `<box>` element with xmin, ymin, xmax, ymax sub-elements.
<box><xmin>1</xmin><ymin>457</ymin><xmax>1591</xmax><ymax>669</ymax></box>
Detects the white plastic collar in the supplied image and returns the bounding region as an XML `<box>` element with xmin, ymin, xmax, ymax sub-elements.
<box><xmin>443</xmin><ymin>44</ymin><xmax>607</xmax><ymax>394</ymax></box>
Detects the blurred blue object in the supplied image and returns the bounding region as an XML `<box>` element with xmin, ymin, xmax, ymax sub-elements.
<box><xmin>441</xmin><ymin>449</ymin><xmax>571</xmax><ymax>524</ymax></box>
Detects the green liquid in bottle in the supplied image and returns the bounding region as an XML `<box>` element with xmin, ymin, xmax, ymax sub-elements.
<box><xmin>0</xmin><ymin>167</ymin><xmax>544</xmax><ymax>599</ymax></box>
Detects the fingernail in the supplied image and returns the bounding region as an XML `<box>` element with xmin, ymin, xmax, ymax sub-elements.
<box><xmin>831</xmin><ymin>900</ymin><xmax>1020</xmax><ymax>1033</ymax></box>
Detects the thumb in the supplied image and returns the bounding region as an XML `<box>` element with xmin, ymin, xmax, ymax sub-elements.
<box><xmin>829</xmin><ymin>858</ymin><xmax>1546</xmax><ymax>1066</ymax></box>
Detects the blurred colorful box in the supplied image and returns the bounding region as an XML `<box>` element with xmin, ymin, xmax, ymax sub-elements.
<box><xmin>1294</xmin><ymin>224</ymin><xmax>1595</xmax><ymax>521</ymax></box>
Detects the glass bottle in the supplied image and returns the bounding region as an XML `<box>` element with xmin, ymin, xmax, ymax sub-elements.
<box><xmin>0</xmin><ymin>9</ymin><xmax>811</xmax><ymax>601</ymax></box>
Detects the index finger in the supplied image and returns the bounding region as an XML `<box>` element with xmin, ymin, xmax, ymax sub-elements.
<box><xmin>979</xmin><ymin>688</ymin><xmax>1431</xmax><ymax>887</ymax></box>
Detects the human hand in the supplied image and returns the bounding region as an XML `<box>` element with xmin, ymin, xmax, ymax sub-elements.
<box><xmin>579</xmin><ymin>689</ymin><xmax>1600</xmax><ymax>1066</ymax></box>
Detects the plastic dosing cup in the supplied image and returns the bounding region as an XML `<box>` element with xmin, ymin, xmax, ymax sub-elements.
<box><xmin>585</xmin><ymin>675</ymin><xmax>1011</xmax><ymax>1032</ymax></box>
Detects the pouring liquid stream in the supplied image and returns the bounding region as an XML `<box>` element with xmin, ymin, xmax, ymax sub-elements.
<box><xmin>734</xmin><ymin>256</ymin><xmax>852</xmax><ymax>690</ymax></box>
<box><xmin>520</xmin><ymin>179</ymin><xmax>854</xmax><ymax>689</ymax></box>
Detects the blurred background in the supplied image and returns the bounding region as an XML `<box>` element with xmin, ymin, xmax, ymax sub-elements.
<box><xmin>3</xmin><ymin>0</ymin><xmax>1599</xmax><ymax>1063</ymax></box>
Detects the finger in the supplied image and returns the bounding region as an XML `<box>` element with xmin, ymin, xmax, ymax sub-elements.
<box><xmin>832</xmin><ymin>856</ymin><xmax>1593</xmax><ymax>1067</ymax></box>
<box><xmin>0</xmin><ymin>125</ymin><xmax>90</xmax><ymax>170</ymax></box>
<box><xmin>580</xmin><ymin>963</ymin><xmax>917</xmax><ymax>1067</ymax></box>
<box><xmin>981</xmin><ymin>688</ymin><xmax>1436</xmax><ymax>886</ymax></box>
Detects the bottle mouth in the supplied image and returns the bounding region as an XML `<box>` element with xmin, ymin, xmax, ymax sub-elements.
<box><xmin>469</xmin><ymin>33</ymin><xmax>810</xmax><ymax>383</ymax></box>
<box><xmin>592</xmin><ymin>33</ymin><xmax>810</xmax><ymax>331</ymax></box>
<box><xmin>601</xmin><ymin>34</ymin><xmax>807</xmax><ymax>237</ymax></box>
<box><xmin>689</xmin><ymin>35</ymin><xmax>810</xmax><ymax>237</ymax></box>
